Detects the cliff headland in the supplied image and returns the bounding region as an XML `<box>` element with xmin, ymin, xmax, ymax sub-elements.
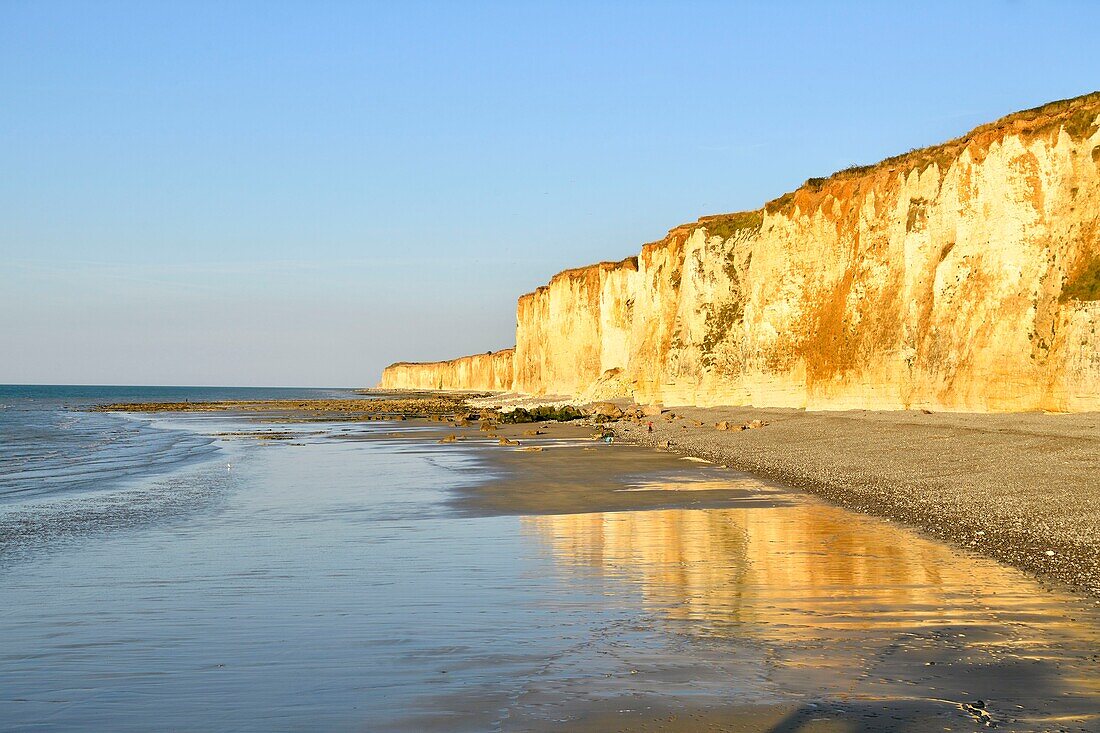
<box><xmin>380</xmin><ymin>92</ymin><xmax>1100</xmax><ymax>412</ymax></box>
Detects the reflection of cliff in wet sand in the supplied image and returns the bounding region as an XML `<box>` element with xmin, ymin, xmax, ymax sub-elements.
<box><xmin>527</xmin><ymin>502</ymin><xmax>1080</xmax><ymax>633</ymax></box>
<box><xmin>523</xmin><ymin>491</ymin><xmax>1100</xmax><ymax>731</ymax></box>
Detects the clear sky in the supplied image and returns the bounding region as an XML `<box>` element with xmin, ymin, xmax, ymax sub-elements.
<box><xmin>3</xmin><ymin>1</ymin><xmax>1098</xmax><ymax>387</ymax></box>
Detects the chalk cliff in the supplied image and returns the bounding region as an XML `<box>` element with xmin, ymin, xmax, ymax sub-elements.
<box><xmin>379</xmin><ymin>93</ymin><xmax>1100</xmax><ymax>412</ymax></box>
<box><xmin>377</xmin><ymin>349</ymin><xmax>514</xmax><ymax>392</ymax></box>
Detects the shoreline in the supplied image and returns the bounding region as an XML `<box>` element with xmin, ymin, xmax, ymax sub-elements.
<box><xmin>337</xmin><ymin>414</ymin><xmax>1100</xmax><ymax>729</ymax></box>
<box><xmin>99</xmin><ymin>396</ymin><xmax>1100</xmax><ymax>599</ymax></box>
<box><xmin>607</xmin><ymin>405</ymin><xmax>1100</xmax><ymax>599</ymax></box>
<box><xmin>18</xmin><ymin>403</ymin><xmax>1100</xmax><ymax>730</ymax></box>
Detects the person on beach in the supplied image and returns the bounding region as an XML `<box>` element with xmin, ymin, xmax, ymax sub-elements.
<box><xmin>647</xmin><ymin>421</ymin><xmax>653</xmax><ymax>433</ymax></box>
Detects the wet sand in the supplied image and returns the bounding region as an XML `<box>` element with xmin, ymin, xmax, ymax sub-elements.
<box><xmin>376</xmin><ymin>421</ymin><xmax>796</xmax><ymax>516</ymax></box>
<box><xmin>607</xmin><ymin>407</ymin><xmax>1100</xmax><ymax>598</ymax></box>
<box><xmin>337</xmin><ymin>419</ymin><xmax>1100</xmax><ymax>732</ymax></box>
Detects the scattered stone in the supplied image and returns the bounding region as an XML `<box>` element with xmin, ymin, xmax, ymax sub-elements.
<box><xmin>961</xmin><ymin>700</ymin><xmax>995</xmax><ymax>727</ymax></box>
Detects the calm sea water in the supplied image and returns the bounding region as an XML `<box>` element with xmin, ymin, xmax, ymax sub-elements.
<box><xmin>3</xmin><ymin>387</ymin><xmax>1100</xmax><ymax>731</ymax></box>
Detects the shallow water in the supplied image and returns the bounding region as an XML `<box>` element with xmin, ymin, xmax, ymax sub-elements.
<box><xmin>2</xmin><ymin>407</ymin><xmax>1100</xmax><ymax>731</ymax></box>
<box><xmin>0</xmin><ymin>385</ymin><xmax>368</xmax><ymax>504</ymax></box>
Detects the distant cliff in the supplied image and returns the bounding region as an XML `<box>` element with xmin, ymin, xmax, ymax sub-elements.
<box><xmin>380</xmin><ymin>93</ymin><xmax>1100</xmax><ymax>412</ymax></box>
<box><xmin>377</xmin><ymin>349</ymin><xmax>514</xmax><ymax>392</ymax></box>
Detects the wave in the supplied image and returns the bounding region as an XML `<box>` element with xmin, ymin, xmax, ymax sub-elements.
<box><xmin>0</xmin><ymin>408</ymin><xmax>219</xmax><ymax>503</ymax></box>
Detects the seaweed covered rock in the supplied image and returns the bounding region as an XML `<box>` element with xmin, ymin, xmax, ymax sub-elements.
<box><xmin>501</xmin><ymin>405</ymin><xmax>587</xmax><ymax>423</ymax></box>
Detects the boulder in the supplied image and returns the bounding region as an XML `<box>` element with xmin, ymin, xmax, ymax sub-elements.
<box><xmin>588</xmin><ymin>402</ymin><xmax>625</xmax><ymax>419</ymax></box>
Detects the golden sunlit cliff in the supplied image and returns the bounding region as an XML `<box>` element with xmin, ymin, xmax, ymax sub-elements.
<box><xmin>376</xmin><ymin>348</ymin><xmax>514</xmax><ymax>392</ymax></box>
<box><xmin>380</xmin><ymin>93</ymin><xmax>1100</xmax><ymax>412</ymax></box>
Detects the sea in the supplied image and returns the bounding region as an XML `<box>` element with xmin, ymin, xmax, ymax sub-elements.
<box><xmin>0</xmin><ymin>385</ymin><xmax>365</xmax><ymax>503</ymax></box>
<box><xmin>2</xmin><ymin>385</ymin><xmax>1100</xmax><ymax>731</ymax></box>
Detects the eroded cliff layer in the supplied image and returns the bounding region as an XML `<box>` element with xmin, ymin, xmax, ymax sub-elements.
<box><xmin>382</xmin><ymin>93</ymin><xmax>1100</xmax><ymax>412</ymax></box>
<box><xmin>378</xmin><ymin>349</ymin><xmax>514</xmax><ymax>392</ymax></box>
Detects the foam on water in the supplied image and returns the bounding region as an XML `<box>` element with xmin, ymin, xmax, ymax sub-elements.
<box><xmin>0</xmin><ymin>385</ymin><xmax>367</xmax><ymax>504</ymax></box>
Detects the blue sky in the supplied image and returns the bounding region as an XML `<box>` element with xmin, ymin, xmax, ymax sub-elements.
<box><xmin>3</xmin><ymin>1</ymin><xmax>1098</xmax><ymax>386</ymax></box>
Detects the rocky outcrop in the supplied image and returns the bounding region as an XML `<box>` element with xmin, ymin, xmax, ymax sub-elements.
<box><xmin>380</xmin><ymin>93</ymin><xmax>1100</xmax><ymax>412</ymax></box>
<box><xmin>378</xmin><ymin>349</ymin><xmax>514</xmax><ymax>392</ymax></box>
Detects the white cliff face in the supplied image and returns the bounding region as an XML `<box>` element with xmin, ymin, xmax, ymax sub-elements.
<box><xmin>381</xmin><ymin>94</ymin><xmax>1100</xmax><ymax>412</ymax></box>
<box><xmin>377</xmin><ymin>349</ymin><xmax>514</xmax><ymax>392</ymax></box>
<box><xmin>513</xmin><ymin>259</ymin><xmax>639</xmax><ymax>397</ymax></box>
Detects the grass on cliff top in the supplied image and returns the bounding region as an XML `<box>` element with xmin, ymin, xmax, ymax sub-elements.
<box><xmin>1061</xmin><ymin>256</ymin><xmax>1100</xmax><ymax>302</ymax></box>
<box><xmin>764</xmin><ymin>91</ymin><xmax>1100</xmax><ymax>215</ymax></box>
<box><xmin>698</xmin><ymin>210</ymin><xmax>764</xmax><ymax>239</ymax></box>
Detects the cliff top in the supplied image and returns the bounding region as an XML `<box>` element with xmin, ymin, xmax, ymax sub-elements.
<box><xmin>384</xmin><ymin>348</ymin><xmax>515</xmax><ymax>370</ymax></box>
<box><xmin>765</xmin><ymin>90</ymin><xmax>1100</xmax><ymax>215</ymax></box>
<box><xmin>518</xmin><ymin>256</ymin><xmax>640</xmax><ymax>302</ymax></box>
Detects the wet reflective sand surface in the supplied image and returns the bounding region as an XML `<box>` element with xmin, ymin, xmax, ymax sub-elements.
<box><xmin>525</xmin><ymin>504</ymin><xmax>1100</xmax><ymax>730</ymax></box>
<box><xmin>3</xmin><ymin>416</ymin><xmax>1100</xmax><ymax>732</ymax></box>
